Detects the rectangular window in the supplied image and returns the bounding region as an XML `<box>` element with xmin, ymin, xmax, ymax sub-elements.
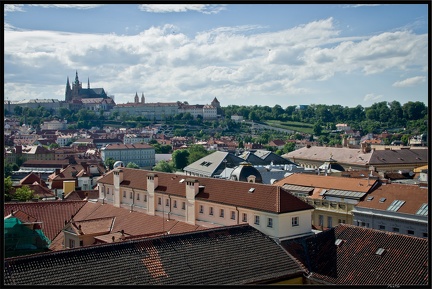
<box><xmin>422</xmin><ymin>232</ymin><xmax>428</xmax><ymax>238</ymax></box>
<box><xmin>144</xmin><ymin>195</ymin><xmax>147</xmax><ymax>202</ymax></box>
<box><xmin>130</xmin><ymin>192</ymin><xmax>133</xmax><ymax>199</ymax></box>
<box><xmin>158</xmin><ymin>197</ymin><xmax>161</xmax><ymax>205</ymax></box>
<box><xmin>379</xmin><ymin>225</ymin><xmax>385</xmax><ymax>230</ymax></box>
<box><xmin>254</xmin><ymin>215</ymin><xmax>260</xmax><ymax>225</ymax></box>
<box><xmin>407</xmin><ymin>230</ymin><xmax>414</xmax><ymax>235</ymax></box>
<box><xmin>107</xmin><ymin>188</ymin><xmax>110</xmax><ymax>194</ymax></box>
<box><xmin>173</xmin><ymin>200</ymin><xmax>177</xmax><ymax>208</ymax></box>
<box><xmin>137</xmin><ymin>193</ymin><xmax>140</xmax><ymax>200</ymax></box>
<box><xmin>327</xmin><ymin>216</ymin><xmax>332</xmax><ymax>228</ymax></box>
<box><xmin>79</xmin><ymin>240</ymin><xmax>83</xmax><ymax>247</ymax></box>
<box><xmin>318</xmin><ymin>215</ymin><xmax>324</xmax><ymax>226</ymax></box>
<box><xmin>393</xmin><ymin>227</ymin><xmax>399</xmax><ymax>232</ymax></box>
<box><xmin>199</xmin><ymin>205</ymin><xmax>203</xmax><ymax>214</ymax></box>
<box><xmin>242</xmin><ymin>213</ymin><xmax>247</xmax><ymax>222</ymax></box>
<box><xmin>166</xmin><ymin>199</ymin><xmax>169</xmax><ymax>207</ymax></box>
<box><xmin>230</xmin><ymin>211</ymin><xmax>235</xmax><ymax>220</ymax></box>
<box><xmin>292</xmin><ymin>217</ymin><xmax>299</xmax><ymax>227</ymax></box>
<box><xmin>123</xmin><ymin>191</ymin><xmax>126</xmax><ymax>198</ymax></box>
<box><xmin>220</xmin><ymin>209</ymin><xmax>224</xmax><ymax>218</ymax></box>
<box><xmin>69</xmin><ymin>239</ymin><xmax>75</xmax><ymax>249</ymax></box>
<box><xmin>338</xmin><ymin>219</ymin><xmax>346</xmax><ymax>224</ymax></box>
<box><xmin>267</xmin><ymin>218</ymin><xmax>273</xmax><ymax>228</ymax></box>
<box><xmin>182</xmin><ymin>202</ymin><xmax>186</xmax><ymax>210</ymax></box>
<box><xmin>209</xmin><ymin>207</ymin><xmax>214</xmax><ymax>215</ymax></box>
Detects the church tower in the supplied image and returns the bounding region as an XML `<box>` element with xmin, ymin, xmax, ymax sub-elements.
<box><xmin>65</xmin><ymin>77</ymin><xmax>72</xmax><ymax>101</ymax></box>
<box><xmin>141</xmin><ymin>93</ymin><xmax>145</xmax><ymax>103</ymax></box>
<box><xmin>88</xmin><ymin>77</ymin><xmax>90</xmax><ymax>89</ymax></box>
<box><xmin>134</xmin><ymin>92</ymin><xmax>139</xmax><ymax>103</ymax></box>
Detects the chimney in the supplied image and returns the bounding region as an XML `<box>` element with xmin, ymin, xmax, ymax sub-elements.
<box><xmin>146</xmin><ymin>173</ymin><xmax>158</xmax><ymax>193</ymax></box>
<box><xmin>185</xmin><ymin>178</ymin><xmax>199</xmax><ymax>201</ymax></box>
<box><xmin>15</xmin><ymin>145</ymin><xmax>22</xmax><ymax>154</ymax></box>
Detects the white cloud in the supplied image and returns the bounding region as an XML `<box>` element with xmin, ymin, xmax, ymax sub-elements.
<box><xmin>138</xmin><ymin>4</ymin><xmax>226</xmax><ymax>14</ymax></box>
<box><xmin>363</xmin><ymin>93</ymin><xmax>383</xmax><ymax>102</ymax></box>
<box><xmin>4</xmin><ymin>4</ymin><xmax>25</xmax><ymax>13</ymax></box>
<box><xmin>30</xmin><ymin>4</ymin><xmax>104</xmax><ymax>9</ymax></box>
<box><xmin>3</xmin><ymin>15</ymin><xmax>427</xmax><ymax>107</ymax></box>
<box><xmin>392</xmin><ymin>76</ymin><xmax>426</xmax><ymax>87</ymax></box>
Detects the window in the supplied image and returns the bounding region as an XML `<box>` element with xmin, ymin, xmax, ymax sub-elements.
<box><xmin>69</xmin><ymin>239</ymin><xmax>75</xmax><ymax>249</ymax></box>
<box><xmin>144</xmin><ymin>195</ymin><xmax>147</xmax><ymax>202</ymax></box>
<box><xmin>422</xmin><ymin>232</ymin><xmax>428</xmax><ymax>238</ymax></box>
<box><xmin>318</xmin><ymin>215</ymin><xmax>323</xmax><ymax>226</ymax></box>
<box><xmin>231</xmin><ymin>211</ymin><xmax>236</xmax><ymax>220</ymax></box>
<box><xmin>407</xmin><ymin>230</ymin><xmax>414</xmax><ymax>235</ymax></box>
<box><xmin>173</xmin><ymin>200</ymin><xmax>177</xmax><ymax>208</ymax></box>
<box><xmin>220</xmin><ymin>209</ymin><xmax>224</xmax><ymax>218</ymax></box>
<box><xmin>209</xmin><ymin>207</ymin><xmax>214</xmax><ymax>215</ymax></box>
<box><xmin>79</xmin><ymin>240</ymin><xmax>83</xmax><ymax>247</ymax></box>
<box><xmin>242</xmin><ymin>213</ymin><xmax>247</xmax><ymax>222</ymax></box>
<box><xmin>137</xmin><ymin>193</ymin><xmax>140</xmax><ymax>200</ymax></box>
<box><xmin>123</xmin><ymin>191</ymin><xmax>126</xmax><ymax>198</ymax></box>
<box><xmin>416</xmin><ymin>203</ymin><xmax>428</xmax><ymax>216</ymax></box>
<box><xmin>292</xmin><ymin>217</ymin><xmax>299</xmax><ymax>227</ymax></box>
<box><xmin>130</xmin><ymin>192</ymin><xmax>133</xmax><ymax>199</ymax></box>
<box><xmin>327</xmin><ymin>216</ymin><xmax>332</xmax><ymax>228</ymax></box>
<box><xmin>254</xmin><ymin>215</ymin><xmax>260</xmax><ymax>225</ymax></box>
<box><xmin>338</xmin><ymin>219</ymin><xmax>345</xmax><ymax>224</ymax></box>
<box><xmin>379</xmin><ymin>225</ymin><xmax>385</xmax><ymax>230</ymax></box>
<box><xmin>393</xmin><ymin>227</ymin><xmax>399</xmax><ymax>232</ymax></box>
<box><xmin>199</xmin><ymin>205</ymin><xmax>203</xmax><ymax>214</ymax></box>
<box><xmin>267</xmin><ymin>218</ymin><xmax>273</xmax><ymax>228</ymax></box>
<box><xmin>158</xmin><ymin>197</ymin><xmax>161</xmax><ymax>205</ymax></box>
<box><xmin>166</xmin><ymin>199</ymin><xmax>169</xmax><ymax>207</ymax></box>
<box><xmin>107</xmin><ymin>188</ymin><xmax>110</xmax><ymax>194</ymax></box>
<box><xmin>182</xmin><ymin>202</ymin><xmax>186</xmax><ymax>210</ymax></box>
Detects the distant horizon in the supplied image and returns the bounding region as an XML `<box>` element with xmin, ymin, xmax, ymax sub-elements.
<box><xmin>4</xmin><ymin>3</ymin><xmax>428</xmax><ymax>108</ymax></box>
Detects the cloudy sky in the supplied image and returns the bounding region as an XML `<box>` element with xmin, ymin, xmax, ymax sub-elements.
<box><xmin>4</xmin><ymin>3</ymin><xmax>428</xmax><ymax>108</ymax></box>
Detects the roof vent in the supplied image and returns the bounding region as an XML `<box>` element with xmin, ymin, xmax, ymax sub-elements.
<box><xmin>248</xmin><ymin>188</ymin><xmax>255</xmax><ymax>193</ymax></box>
<box><xmin>367</xmin><ymin>196</ymin><xmax>374</xmax><ymax>201</ymax></box>
<box><xmin>375</xmin><ymin>247</ymin><xmax>386</xmax><ymax>256</ymax></box>
<box><xmin>379</xmin><ymin>197</ymin><xmax>386</xmax><ymax>203</ymax></box>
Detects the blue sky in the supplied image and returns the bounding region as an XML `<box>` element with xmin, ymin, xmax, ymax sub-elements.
<box><xmin>4</xmin><ymin>3</ymin><xmax>429</xmax><ymax>108</ymax></box>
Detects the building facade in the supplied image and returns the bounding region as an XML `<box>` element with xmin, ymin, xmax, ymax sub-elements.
<box><xmin>100</xmin><ymin>143</ymin><xmax>155</xmax><ymax>169</ymax></box>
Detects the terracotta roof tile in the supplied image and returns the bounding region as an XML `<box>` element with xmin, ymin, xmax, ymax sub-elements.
<box><xmin>4</xmin><ymin>201</ymin><xmax>86</xmax><ymax>241</ymax></box>
<box><xmin>281</xmin><ymin>224</ymin><xmax>428</xmax><ymax>285</ymax></box>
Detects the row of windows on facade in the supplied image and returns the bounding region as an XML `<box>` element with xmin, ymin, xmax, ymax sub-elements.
<box><xmin>357</xmin><ymin>221</ymin><xmax>428</xmax><ymax>238</ymax></box>
<box><xmin>318</xmin><ymin>215</ymin><xmax>345</xmax><ymax>228</ymax></box>
<box><xmin>111</xmin><ymin>189</ymin><xmax>300</xmax><ymax>228</ymax></box>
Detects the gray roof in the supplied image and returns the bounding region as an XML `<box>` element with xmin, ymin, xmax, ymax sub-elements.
<box><xmin>183</xmin><ymin>151</ymin><xmax>244</xmax><ymax>177</ymax></box>
<box><xmin>4</xmin><ymin>225</ymin><xmax>305</xmax><ymax>285</ymax></box>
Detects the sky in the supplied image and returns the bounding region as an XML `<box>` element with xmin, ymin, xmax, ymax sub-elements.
<box><xmin>3</xmin><ymin>2</ymin><xmax>429</xmax><ymax>109</ymax></box>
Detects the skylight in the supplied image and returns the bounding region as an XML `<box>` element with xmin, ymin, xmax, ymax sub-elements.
<box><xmin>386</xmin><ymin>200</ymin><xmax>405</xmax><ymax>212</ymax></box>
<box><xmin>375</xmin><ymin>247</ymin><xmax>386</xmax><ymax>256</ymax></box>
<box><xmin>179</xmin><ymin>179</ymin><xmax>185</xmax><ymax>183</ymax></box>
<box><xmin>248</xmin><ymin>188</ymin><xmax>255</xmax><ymax>193</ymax></box>
<box><xmin>335</xmin><ymin>239</ymin><xmax>344</xmax><ymax>246</ymax></box>
<box><xmin>379</xmin><ymin>197</ymin><xmax>386</xmax><ymax>203</ymax></box>
<box><xmin>416</xmin><ymin>203</ymin><xmax>428</xmax><ymax>216</ymax></box>
<box><xmin>367</xmin><ymin>196</ymin><xmax>374</xmax><ymax>201</ymax></box>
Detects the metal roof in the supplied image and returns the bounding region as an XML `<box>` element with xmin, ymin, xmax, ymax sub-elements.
<box><xmin>324</xmin><ymin>189</ymin><xmax>366</xmax><ymax>199</ymax></box>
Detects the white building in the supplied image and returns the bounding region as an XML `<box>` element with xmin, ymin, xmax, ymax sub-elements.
<box><xmin>41</xmin><ymin>119</ymin><xmax>68</xmax><ymax>130</ymax></box>
<box><xmin>97</xmin><ymin>167</ymin><xmax>315</xmax><ymax>241</ymax></box>
<box><xmin>100</xmin><ymin>143</ymin><xmax>155</xmax><ymax>169</ymax></box>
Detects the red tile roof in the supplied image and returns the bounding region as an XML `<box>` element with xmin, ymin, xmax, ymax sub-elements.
<box><xmin>98</xmin><ymin>168</ymin><xmax>314</xmax><ymax>213</ymax></box>
<box><xmin>282</xmin><ymin>224</ymin><xmax>428</xmax><ymax>285</ymax></box>
<box><xmin>4</xmin><ymin>201</ymin><xmax>87</xmax><ymax>241</ymax></box>
<box><xmin>355</xmin><ymin>183</ymin><xmax>428</xmax><ymax>214</ymax></box>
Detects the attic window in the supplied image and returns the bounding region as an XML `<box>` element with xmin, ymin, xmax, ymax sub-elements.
<box><xmin>367</xmin><ymin>196</ymin><xmax>374</xmax><ymax>201</ymax></box>
<box><xmin>379</xmin><ymin>197</ymin><xmax>386</xmax><ymax>203</ymax></box>
<box><xmin>335</xmin><ymin>239</ymin><xmax>344</xmax><ymax>247</ymax></box>
<box><xmin>375</xmin><ymin>247</ymin><xmax>386</xmax><ymax>256</ymax></box>
<box><xmin>248</xmin><ymin>188</ymin><xmax>255</xmax><ymax>193</ymax></box>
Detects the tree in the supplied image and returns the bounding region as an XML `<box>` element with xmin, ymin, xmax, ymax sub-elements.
<box><xmin>153</xmin><ymin>160</ymin><xmax>174</xmax><ymax>173</ymax></box>
<box><xmin>14</xmin><ymin>185</ymin><xmax>35</xmax><ymax>202</ymax></box>
<box><xmin>48</xmin><ymin>143</ymin><xmax>60</xmax><ymax>150</ymax></box>
<box><xmin>126</xmin><ymin>162</ymin><xmax>140</xmax><ymax>169</ymax></box>
<box><xmin>104</xmin><ymin>157</ymin><xmax>116</xmax><ymax>170</ymax></box>
<box><xmin>172</xmin><ymin>149</ymin><xmax>189</xmax><ymax>170</ymax></box>
<box><xmin>4</xmin><ymin>176</ymin><xmax>13</xmax><ymax>201</ymax></box>
<box><xmin>313</xmin><ymin>122</ymin><xmax>323</xmax><ymax>136</ymax></box>
<box><xmin>187</xmin><ymin>145</ymin><xmax>210</xmax><ymax>165</ymax></box>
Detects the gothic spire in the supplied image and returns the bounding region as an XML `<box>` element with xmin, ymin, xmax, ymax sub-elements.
<box><xmin>88</xmin><ymin>77</ymin><xmax>90</xmax><ymax>89</ymax></box>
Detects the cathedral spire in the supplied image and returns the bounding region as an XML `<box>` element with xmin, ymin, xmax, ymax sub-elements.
<box><xmin>134</xmin><ymin>92</ymin><xmax>139</xmax><ymax>103</ymax></box>
<box><xmin>141</xmin><ymin>92</ymin><xmax>145</xmax><ymax>103</ymax></box>
<box><xmin>88</xmin><ymin>77</ymin><xmax>90</xmax><ymax>89</ymax></box>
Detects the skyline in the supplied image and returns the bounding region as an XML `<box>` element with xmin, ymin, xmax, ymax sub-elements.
<box><xmin>4</xmin><ymin>3</ymin><xmax>429</xmax><ymax>108</ymax></box>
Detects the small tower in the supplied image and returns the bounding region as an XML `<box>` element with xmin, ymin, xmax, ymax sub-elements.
<box><xmin>65</xmin><ymin>77</ymin><xmax>72</xmax><ymax>101</ymax></box>
<box><xmin>87</xmin><ymin>77</ymin><xmax>90</xmax><ymax>89</ymax></box>
<box><xmin>141</xmin><ymin>93</ymin><xmax>145</xmax><ymax>104</ymax></box>
<box><xmin>134</xmin><ymin>92</ymin><xmax>139</xmax><ymax>103</ymax></box>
